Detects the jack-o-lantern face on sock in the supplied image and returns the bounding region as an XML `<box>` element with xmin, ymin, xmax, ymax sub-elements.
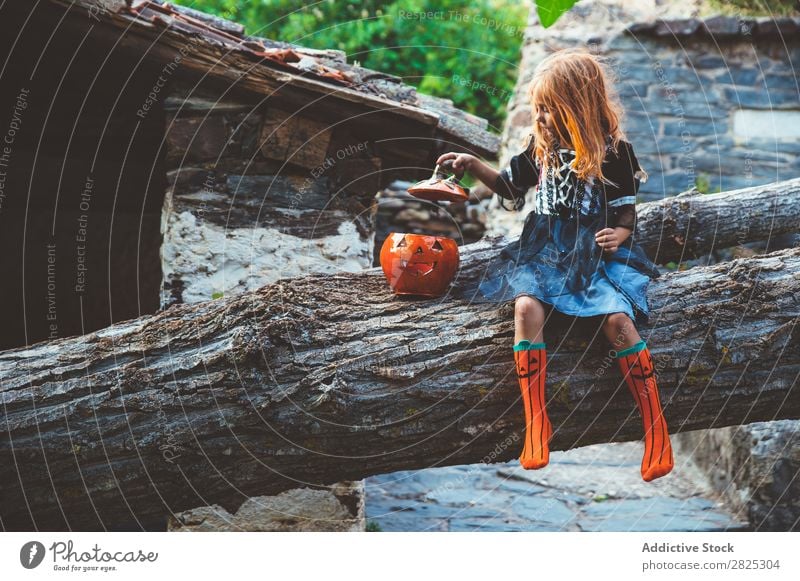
<box><xmin>616</xmin><ymin>345</ymin><xmax>674</xmax><ymax>482</ymax></box>
<box><xmin>517</xmin><ymin>353</ymin><xmax>541</xmax><ymax>380</ymax></box>
<box><xmin>380</xmin><ymin>233</ymin><xmax>459</xmax><ymax>297</ymax></box>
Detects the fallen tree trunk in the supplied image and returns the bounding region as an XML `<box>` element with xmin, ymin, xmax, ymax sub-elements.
<box><xmin>636</xmin><ymin>177</ymin><xmax>800</xmax><ymax>263</ymax></box>
<box><xmin>1</xmin><ymin>237</ymin><xmax>798</xmax><ymax>530</ymax></box>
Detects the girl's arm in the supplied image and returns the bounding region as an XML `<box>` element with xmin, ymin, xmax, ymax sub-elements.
<box><xmin>436</xmin><ymin>147</ymin><xmax>538</xmax><ymax>207</ymax></box>
<box><xmin>595</xmin><ymin>225</ymin><xmax>632</xmax><ymax>253</ymax></box>
<box><xmin>596</xmin><ymin>140</ymin><xmax>643</xmax><ymax>253</ymax></box>
<box><xmin>474</xmin><ymin>158</ymin><xmax>529</xmax><ymax>200</ymax></box>
<box><xmin>435</xmin><ymin>153</ymin><xmax>499</xmax><ymax>191</ymax></box>
<box><xmin>615</xmin><ymin>226</ymin><xmax>633</xmax><ymax>245</ymax></box>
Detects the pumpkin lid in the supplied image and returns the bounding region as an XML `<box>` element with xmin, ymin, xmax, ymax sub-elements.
<box><xmin>407</xmin><ymin>164</ymin><xmax>470</xmax><ymax>203</ymax></box>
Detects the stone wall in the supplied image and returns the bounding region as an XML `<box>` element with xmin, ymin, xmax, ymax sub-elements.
<box><xmin>160</xmin><ymin>81</ymin><xmax>379</xmax><ymax>307</ymax></box>
<box><xmin>609</xmin><ymin>18</ymin><xmax>800</xmax><ymax>200</ymax></box>
<box><xmin>676</xmin><ymin>422</ymin><xmax>799</xmax><ymax>531</ymax></box>
<box><xmin>169</xmin><ymin>484</ymin><xmax>366</xmax><ymax>532</ymax></box>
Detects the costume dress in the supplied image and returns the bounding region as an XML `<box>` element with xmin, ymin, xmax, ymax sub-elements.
<box><xmin>468</xmin><ymin>134</ymin><xmax>661</xmax><ymax>326</ymax></box>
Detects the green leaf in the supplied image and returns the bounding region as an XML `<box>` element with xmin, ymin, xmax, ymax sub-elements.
<box><xmin>536</xmin><ymin>0</ymin><xmax>580</xmax><ymax>28</ymax></box>
<box><xmin>694</xmin><ymin>174</ymin><xmax>711</xmax><ymax>195</ymax></box>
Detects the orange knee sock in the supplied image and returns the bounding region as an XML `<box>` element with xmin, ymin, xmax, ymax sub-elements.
<box><xmin>514</xmin><ymin>340</ymin><xmax>551</xmax><ymax>470</ymax></box>
<box><xmin>616</xmin><ymin>340</ymin><xmax>674</xmax><ymax>481</ymax></box>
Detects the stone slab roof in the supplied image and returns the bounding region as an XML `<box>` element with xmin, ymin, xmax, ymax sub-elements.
<box><xmin>50</xmin><ymin>0</ymin><xmax>500</xmax><ymax>159</ymax></box>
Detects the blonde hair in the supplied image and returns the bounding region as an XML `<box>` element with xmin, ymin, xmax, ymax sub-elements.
<box><xmin>527</xmin><ymin>47</ymin><xmax>625</xmax><ymax>183</ymax></box>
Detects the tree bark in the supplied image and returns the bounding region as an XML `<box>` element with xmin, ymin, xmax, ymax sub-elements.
<box><xmin>2</xmin><ymin>235</ymin><xmax>799</xmax><ymax>530</ymax></box>
<box><xmin>636</xmin><ymin>177</ymin><xmax>800</xmax><ymax>264</ymax></box>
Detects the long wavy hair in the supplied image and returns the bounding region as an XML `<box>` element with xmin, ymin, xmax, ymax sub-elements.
<box><xmin>527</xmin><ymin>48</ymin><xmax>626</xmax><ymax>183</ymax></box>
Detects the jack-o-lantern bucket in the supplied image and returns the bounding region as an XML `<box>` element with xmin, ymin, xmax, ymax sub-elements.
<box><xmin>380</xmin><ymin>233</ymin><xmax>459</xmax><ymax>297</ymax></box>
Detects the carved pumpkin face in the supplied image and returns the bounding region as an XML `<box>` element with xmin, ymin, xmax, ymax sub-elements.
<box><xmin>379</xmin><ymin>233</ymin><xmax>459</xmax><ymax>297</ymax></box>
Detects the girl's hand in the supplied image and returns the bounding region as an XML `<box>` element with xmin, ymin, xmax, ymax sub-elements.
<box><xmin>436</xmin><ymin>152</ymin><xmax>476</xmax><ymax>179</ymax></box>
<box><xmin>595</xmin><ymin>227</ymin><xmax>621</xmax><ymax>253</ymax></box>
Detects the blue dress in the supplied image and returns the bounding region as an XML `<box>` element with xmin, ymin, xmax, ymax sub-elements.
<box><xmin>465</xmin><ymin>136</ymin><xmax>661</xmax><ymax>326</ymax></box>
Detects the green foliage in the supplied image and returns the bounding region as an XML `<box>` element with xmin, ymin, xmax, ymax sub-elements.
<box><xmin>664</xmin><ymin>261</ymin><xmax>689</xmax><ymax>272</ymax></box>
<box><xmin>211</xmin><ymin>291</ymin><xmax>224</xmax><ymax>299</ymax></box>
<box><xmin>535</xmin><ymin>0</ymin><xmax>579</xmax><ymax>28</ymax></box>
<box><xmin>695</xmin><ymin>173</ymin><xmax>722</xmax><ymax>195</ymax></box>
<box><xmin>694</xmin><ymin>174</ymin><xmax>711</xmax><ymax>195</ymax></box>
<box><xmin>173</xmin><ymin>0</ymin><xmax>537</xmax><ymax>131</ymax></box>
<box><xmin>366</xmin><ymin>520</ymin><xmax>383</xmax><ymax>531</ymax></box>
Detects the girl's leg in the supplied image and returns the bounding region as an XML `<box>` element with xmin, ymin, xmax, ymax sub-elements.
<box><xmin>514</xmin><ymin>296</ymin><xmax>546</xmax><ymax>344</ymax></box>
<box><xmin>601</xmin><ymin>313</ymin><xmax>674</xmax><ymax>481</ymax></box>
<box><xmin>599</xmin><ymin>310</ymin><xmax>641</xmax><ymax>350</ymax></box>
<box><xmin>513</xmin><ymin>296</ymin><xmax>551</xmax><ymax>469</ymax></box>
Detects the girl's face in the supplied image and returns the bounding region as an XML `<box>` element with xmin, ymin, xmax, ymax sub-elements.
<box><xmin>534</xmin><ymin>102</ymin><xmax>554</xmax><ymax>136</ymax></box>
<box><xmin>535</xmin><ymin>101</ymin><xmax>571</xmax><ymax>148</ymax></box>
<box><xmin>535</xmin><ymin>103</ymin><xmax>553</xmax><ymax>131</ymax></box>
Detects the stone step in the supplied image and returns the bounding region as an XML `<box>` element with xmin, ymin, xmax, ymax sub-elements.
<box><xmin>365</xmin><ymin>442</ymin><xmax>749</xmax><ymax>532</ymax></box>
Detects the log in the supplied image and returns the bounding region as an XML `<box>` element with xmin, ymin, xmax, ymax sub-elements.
<box><xmin>637</xmin><ymin>178</ymin><xmax>800</xmax><ymax>264</ymax></box>
<box><xmin>1</xmin><ymin>234</ymin><xmax>798</xmax><ymax>530</ymax></box>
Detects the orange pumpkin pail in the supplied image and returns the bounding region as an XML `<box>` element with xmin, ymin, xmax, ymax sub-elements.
<box><xmin>379</xmin><ymin>233</ymin><xmax>459</xmax><ymax>297</ymax></box>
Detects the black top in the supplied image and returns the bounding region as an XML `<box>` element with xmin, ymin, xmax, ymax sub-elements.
<box><xmin>494</xmin><ymin>135</ymin><xmax>645</xmax><ymax>232</ymax></box>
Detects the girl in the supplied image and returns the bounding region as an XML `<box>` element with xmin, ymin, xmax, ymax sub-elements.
<box><xmin>437</xmin><ymin>48</ymin><xmax>673</xmax><ymax>482</ymax></box>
